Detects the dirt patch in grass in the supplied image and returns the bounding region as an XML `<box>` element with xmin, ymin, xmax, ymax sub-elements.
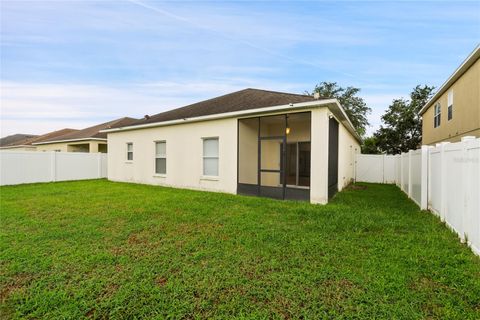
<box><xmin>320</xmin><ymin>278</ymin><xmax>363</xmax><ymax>309</ymax></box>
<box><xmin>155</xmin><ymin>276</ymin><xmax>168</xmax><ymax>287</ymax></box>
<box><xmin>347</xmin><ymin>184</ymin><xmax>368</xmax><ymax>190</ymax></box>
<box><xmin>0</xmin><ymin>273</ymin><xmax>33</xmax><ymax>302</ymax></box>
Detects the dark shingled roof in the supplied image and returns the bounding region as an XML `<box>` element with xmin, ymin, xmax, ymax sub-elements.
<box><xmin>132</xmin><ymin>88</ymin><xmax>319</xmax><ymax>126</ymax></box>
<box><xmin>0</xmin><ymin>134</ymin><xmax>38</xmax><ymax>147</ymax></box>
<box><xmin>26</xmin><ymin>129</ymin><xmax>79</xmax><ymax>145</ymax></box>
<box><xmin>37</xmin><ymin>117</ymin><xmax>138</xmax><ymax>143</ymax></box>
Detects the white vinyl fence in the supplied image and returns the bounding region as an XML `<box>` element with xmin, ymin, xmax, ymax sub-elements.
<box><xmin>0</xmin><ymin>151</ymin><xmax>107</xmax><ymax>186</ymax></box>
<box><xmin>355</xmin><ymin>137</ymin><xmax>480</xmax><ymax>256</ymax></box>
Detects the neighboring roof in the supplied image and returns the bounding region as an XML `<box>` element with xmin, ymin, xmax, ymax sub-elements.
<box><xmin>33</xmin><ymin>117</ymin><xmax>138</xmax><ymax>145</ymax></box>
<box><xmin>28</xmin><ymin>128</ymin><xmax>78</xmax><ymax>144</ymax></box>
<box><xmin>101</xmin><ymin>88</ymin><xmax>361</xmax><ymax>142</ymax></box>
<box><xmin>132</xmin><ymin>88</ymin><xmax>317</xmax><ymax>126</ymax></box>
<box><xmin>0</xmin><ymin>129</ymin><xmax>78</xmax><ymax>148</ymax></box>
<box><xmin>420</xmin><ymin>45</ymin><xmax>480</xmax><ymax>115</ymax></box>
<box><xmin>0</xmin><ymin>134</ymin><xmax>38</xmax><ymax>147</ymax></box>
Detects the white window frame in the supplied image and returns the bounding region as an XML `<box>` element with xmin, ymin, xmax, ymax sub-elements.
<box><xmin>126</xmin><ymin>142</ymin><xmax>133</xmax><ymax>161</ymax></box>
<box><xmin>434</xmin><ymin>103</ymin><xmax>441</xmax><ymax>128</ymax></box>
<box><xmin>447</xmin><ymin>90</ymin><xmax>453</xmax><ymax>121</ymax></box>
<box><xmin>154</xmin><ymin>141</ymin><xmax>167</xmax><ymax>176</ymax></box>
<box><xmin>202</xmin><ymin>137</ymin><xmax>219</xmax><ymax>178</ymax></box>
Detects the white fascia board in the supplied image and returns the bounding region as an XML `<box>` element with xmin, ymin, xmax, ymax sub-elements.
<box><xmin>419</xmin><ymin>45</ymin><xmax>480</xmax><ymax>115</ymax></box>
<box><xmin>32</xmin><ymin>138</ymin><xmax>107</xmax><ymax>145</ymax></box>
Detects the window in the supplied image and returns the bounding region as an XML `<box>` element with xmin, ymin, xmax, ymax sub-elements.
<box><xmin>203</xmin><ymin>138</ymin><xmax>219</xmax><ymax>176</ymax></box>
<box><xmin>155</xmin><ymin>141</ymin><xmax>166</xmax><ymax>174</ymax></box>
<box><xmin>126</xmin><ymin>143</ymin><xmax>133</xmax><ymax>161</ymax></box>
<box><xmin>448</xmin><ymin>90</ymin><xmax>453</xmax><ymax>120</ymax></box>
<box><xmin>434</xmin><ymin>103</ymin><xmax>441</xmax><ymax>128</ymax></box>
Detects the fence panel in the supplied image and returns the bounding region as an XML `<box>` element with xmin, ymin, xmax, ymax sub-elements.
<box><xmin>0</xmin><ymin>152</ymin><xmax>53</xmax><ymax>185</ymax></box>
<box><xmin>0</xmin><ymin>151</ymin><xmax>107</xmax><ymax>186</ymax></box>
<box><xmin>402</xmin><ymin>154</ymin><xmax>408</xmax><ymax>192</ymax></box>
<box><xmin>410</xmin><ymin>150</ymin><xmax>422</xmax><ymax>206</ymax></box>
<box><xmin>464</xmin><ymin>139</ymin><xmax>480</xmax><ymax>254</ymax></box>
<box><xmin>429</xmin><ymin>149</ymin><xmax>442</xmax><ymax>216</ymax></box>
<box><xmin>356</xmin><ymin>137</ymin><xmax>479</xmax><ymax>256</ymax></box>
<box><xmin>384</xmin><ymin>155</ymin><xmax>397</xmax><ymax>183</ymax></box>
<box><xmin>444</xmin><ymin>143</ymin><xmax>464</xmax><ymax>238</ymax></box>
<box><xmin>355</xmin><ymin>154</ymin><xmax>384</xmax><ymax>183</ymax></box>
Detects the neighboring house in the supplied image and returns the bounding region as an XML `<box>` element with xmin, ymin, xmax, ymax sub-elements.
<box><xmin>420</xmin><ymin>45</ymin><xmax>480</xmax><ymax>145</ymax></box>
<box><xmin>0</xmin><ymin>134</ymin><xmax>39</xmax><ymax>150</ymax></box>
<box><xmin>32</xmin><ymin>117</ymin><xmax>137</xmax><ymax>153</ymax></box>
<box><xmin>102</xmin><ymin>88</ymin><xmax>361</xmax><ymax>204</ymax></box>
<box><xmin>0</xmin><ymin>129</ymin><xmax>77</xmax><ymax>151</ymax></box>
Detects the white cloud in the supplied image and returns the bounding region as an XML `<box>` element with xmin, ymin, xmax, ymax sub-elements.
<box><xmin>0</xmin><ymin>79</ymin><xmax>310</xmax><ymax>137</ymax></box>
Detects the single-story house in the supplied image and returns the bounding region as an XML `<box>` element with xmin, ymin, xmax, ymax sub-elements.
<box><xmin>102</xmin><ymin>89</ymin><xmax>360</xmax><ymax>204</ymax></box>
<box><xmin>0</xmin><ymin>134</ymin><xmax>39</xmax><ymax>151</ymax></box>
<box><xmin>0</xmin><ymin>129</ymin><xmax>78</xmax><ymax>151</ymax></box>
<box><xmin>32</xmin><ymin>117</ymin><xmax>137</xmax><ymax>153</ymax></box>
<box><xmin>420</xmin><ymin>45</ymin><xmax>479</xmax><ymax>145</ymax></box>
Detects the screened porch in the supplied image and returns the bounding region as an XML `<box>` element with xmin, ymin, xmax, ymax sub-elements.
<box><xmin>237</xmin><ymin>112</ymin><xmax>311</xmax><ymax>201</ymax></box>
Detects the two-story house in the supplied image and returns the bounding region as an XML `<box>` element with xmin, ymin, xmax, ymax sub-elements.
<box><xmin>420</xmin><ymin>45</ymin><xmax>479</xmax><ymax>145</ymax></box>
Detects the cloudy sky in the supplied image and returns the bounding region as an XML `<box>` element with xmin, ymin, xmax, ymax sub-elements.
<box><xmin>1</xmin><ymin>0</ymin><xmax>479</xmax><ymax>137</ymax></box>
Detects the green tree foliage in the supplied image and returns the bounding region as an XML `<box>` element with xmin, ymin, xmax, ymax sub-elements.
<box><xmin>361</xmin><ymin>136</ymin><xmax>380</xmax><ymax>154</ymax></box>
<box><xmin>374</xmin><ymin>85</ymin><xmax>435</xmax><ymax>154</ymax></box>
<box><xmin>307</xmin><ymin>82</ymin><xmax>371</xmax><ymax>136</ymax></box>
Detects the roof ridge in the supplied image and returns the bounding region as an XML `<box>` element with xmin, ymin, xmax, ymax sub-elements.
<box><xmin>245</xmin><ymin>88</ymin><xmax>312</xmax><ymax>98</ymax></box>
<box><xmin>145</xmin><ymin>88</ymin><xmax>313</xmax><ymax>122</ymax></box>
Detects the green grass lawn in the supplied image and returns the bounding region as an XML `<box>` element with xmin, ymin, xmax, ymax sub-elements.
<box><xmin>0</xmin><ymin>180</ymin><xmax>479</xmax><ymax>319</ymax></box>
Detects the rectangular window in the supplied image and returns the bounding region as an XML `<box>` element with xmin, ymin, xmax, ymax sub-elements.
<box><xmin>203</xmin><ymin>138</ymin><xmax>219</xmax><ymax>176</ymax></box>
<box><xmin>155</xmin><ymin>141</ymin><xmax>166</xmax><ymax>174</ymax></box>
<box><xmin>127</xmin><ymin>143</ymin><xmax>133</xmax><ymax>161</ymax></box>
<box><xmin>434</xmin><ymin>103</ymin><xmax>441</xmax><ymax>128</ymax></box>
<box><xmin>447</xmin><ymin>90</ymin><xmax>453</xmax><ymax>120</ymax></box>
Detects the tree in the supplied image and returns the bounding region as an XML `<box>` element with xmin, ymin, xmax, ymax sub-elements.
<box><xmin>374</xmin><ymin>85</ymin><xmax>435</xmax><ymax>154</ymax></box>
<box><xmin>361</xmin><ymin>136</ymin><xmax>380</xmax><ymax>154</ymax></box>
<box><xmin>307</xmin><ymin>82</ymin><xmax>371</xmax><ymax>136</ymax></box>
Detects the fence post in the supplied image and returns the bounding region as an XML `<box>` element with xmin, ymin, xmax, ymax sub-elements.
<box><xmin>420</xmin><ymin>145</ymin><xmax>429</xmax><ymax>210</ymax></box>
<box><xmin>408</xmin><ymin>150</ymin><xmax>412</xmax><ymax>198</ymax></box>
<box><xmin>50</xmin><ymin>151</ymin><xmax>57</xmax><ymax>182</ymax></box>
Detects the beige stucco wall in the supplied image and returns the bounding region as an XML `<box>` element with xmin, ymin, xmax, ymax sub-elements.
<box><xmin>35</xmin><ymin>140</ymin><xmax>107</xmax><ymax>153</ymax></box>
<box><xmin>107</xmin><ymin>117</ymin><xmax>238</xmax><ymax>194</ymax></box>
<box><xmin>337</xmin><ymin>119</ymin><xmax>361</xmax><ymax>191</ymax></box>
<box><xmin>422</xmin><ymin>58</ymin><xmax>480</xmax><ymax>145</ymax></box>
<box><xmin>107</xmin><ymin>107</ymin><xmax>359</xmax><ymax>204</ymax></box>
<box><xmin>310</xmin><ymin>108</ymin><xmax>329</xmax><ymax>204</ymax></box>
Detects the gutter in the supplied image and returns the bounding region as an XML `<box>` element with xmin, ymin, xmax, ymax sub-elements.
<box><xmin>100</xmin><ymin>99</ymin><xmax>362</xmax><ymax>143</ymax></box>
<box><xmin>32</xmin><ymin>137</ymin><xmax>107</xmax><ymax>146</ymax></box>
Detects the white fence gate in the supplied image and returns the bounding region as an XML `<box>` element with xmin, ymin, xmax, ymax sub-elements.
<box><xmin>355</xmin><ymin>137</ymin><xmax>480</xmax><ymax>256</ymax></box>
<box><xmin>0</xmin><ymin>151</ymin><xmax>107</xmax><ymax>186</ymax></box>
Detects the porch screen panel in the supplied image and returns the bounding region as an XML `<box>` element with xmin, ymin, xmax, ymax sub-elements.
<box><xmin>260</xmin><ymin>115</ymin><xmax>285</xmax><ymax>137</ymax></box>
<box><xmin>238</xmin><ymin>118</ymin><xmax>258</xmax><ymax>184</ymax></box>
<box><xmin>286</xmin><ymin>112</ymin><xmax>311</xmax><ymax>187</ymax></box>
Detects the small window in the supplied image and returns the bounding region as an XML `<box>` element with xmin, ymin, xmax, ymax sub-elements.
<box><xmin>203</xmin><ymin>138</ymin><xmax>219</xmax><ymax>176</ymax></box>
<box><xmin>155</xmin><ymin>141</ymin><xmax>166</xmax><ymax>174</ymax></box>
<box><xmin>434</xmin><ymin>103</ymin><xmax>441</xmax><ymax>128</ymax></box>
<box><xmin>447</xmin><ymin>91</ymin><xmax>453</xmax><ymax>120</ymax></box>
<box><xmin>126</xmin><ymin>143</ymin><xmax>133</xmax><ymax>161</ymax></box>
